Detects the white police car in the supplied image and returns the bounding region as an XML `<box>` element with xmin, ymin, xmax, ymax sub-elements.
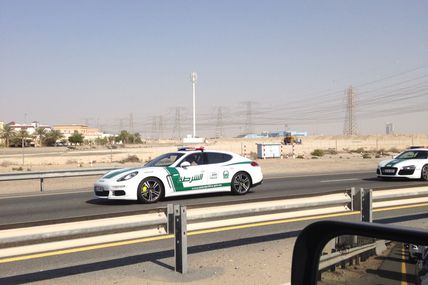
<box><xmin>377</xmin><ymin>148</ymin><xmax>428</xmax><ymax>180</ymax></box>
<box><xmin>94</xmin><ymin>147</ymin><xmax>263</xmax><ymax>203</ymax></box>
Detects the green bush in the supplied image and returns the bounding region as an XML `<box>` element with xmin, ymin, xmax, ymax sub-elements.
<box><xmin>311</xmin><ymin>149</ymin><xmax>325</xmax><ymax>157</ymax></box>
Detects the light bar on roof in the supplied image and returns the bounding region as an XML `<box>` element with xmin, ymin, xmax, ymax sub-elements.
<box><xmin>177</xmin><ymin>146</ymin><xmax>205</xmax><ymax>151</ymax></box>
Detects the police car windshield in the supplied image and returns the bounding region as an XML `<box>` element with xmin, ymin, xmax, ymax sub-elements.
<box><xmin>396</xmin><ymin>151</ymin><xmax>428</xmax><ymax>160</ymax></box>
<box><xmin>144</xmin><ymin>153</ymin><xmax>184</xmax><ymax>167</ymax></box>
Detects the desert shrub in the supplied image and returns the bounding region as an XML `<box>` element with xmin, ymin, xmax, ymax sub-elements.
<box><xmin>0</xmin><ymin>161</ymin><xmax>15</xmax><ymax>167</ymax></box>
<box><xmin>324</xmin><ymin>148</ymin><xmax>338</xmax><ymax>155</ymax></box>
<box><xmin>388</xmin><ymin>147</ymin><xmax>400</xmax><ymax>153</ymax></box>
<box><xmin>66</xmin><ymin>159</ymin><xmax>78</xmax><ymax>165</ymax></box>
<box><xmin>12</xmin><ymin>166</ymin><xmax>23</xmax><ymax>171</ymax></box>
<box><xmin>311</xmin><ymin>149</ymin><xmax>325</xmax><ymax>157</ymax></box>
<box><xmin>249</xmin><ymin>151</ymin><xmax>258</xmax><ymax>160</ymax></box>
<box><xmin>296</xmin><ymin>155</ymin><xmax>304</xmax><ymax>159</ymax></box>
<box><xmin>362</xmin><ymin>153</ymin><xmax>371</xmax><ymax>159</ymax></box>
<box><xmin>351</xmin><ymin>147</ymin><xmax>365</xmax><ymax>153</ymax></box>
<box><xmin>119</xmin><ymin>155</ymin><xmax>140</xmax><ymax>163</ymax></box>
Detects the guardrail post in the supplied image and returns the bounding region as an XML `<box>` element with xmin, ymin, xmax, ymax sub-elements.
<box><xmin>350</xmin><ymin>187</ymin><xmax>359</xmax><ymax>211</ymax></box>
<box><xmin>174</xmin><ymin>204</ymin><xmax>187</xmax><ymax>274</ymax></box>
<box><xmin>167</xmin><ymin>204</ymin><xmax>174</xmax><ymax>234</ymax></box>
<box><xmin>361</xmin><ymin>188</ymin><xmax>373</xmax><ymax>223</ymax></box>
<box><xmin>40</xmin><ymin>178</ymin><xmax>44</xmax><ymax>192</ymax></box>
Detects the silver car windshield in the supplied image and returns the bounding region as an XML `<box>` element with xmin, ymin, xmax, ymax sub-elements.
<box><xmin>144</xmin><ymin>152</ymin><xmax>184</xmax><ymax>167</ymax></box>
<box><xmin>396</xmin><ymin>151</ymin><xmax>428</xmax><ymax>160</ymax></box>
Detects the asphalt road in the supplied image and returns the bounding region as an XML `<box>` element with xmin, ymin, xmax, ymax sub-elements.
<box><xmin>0</xmin><ymin>171</ymin><xmax>427</xmax><ymax>226</ymax></box>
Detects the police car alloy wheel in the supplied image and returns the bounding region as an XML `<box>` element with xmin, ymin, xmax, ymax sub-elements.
<box><xmin>137</xmin><ymin>177</ymin><xmax>164</xmax><ymax>203</ymax></box>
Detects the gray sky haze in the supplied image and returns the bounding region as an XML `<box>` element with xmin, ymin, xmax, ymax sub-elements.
<box><xmin>1</xmin><ymin>0</ymin><xmax>427</xmax><ymax>137</ymax></box>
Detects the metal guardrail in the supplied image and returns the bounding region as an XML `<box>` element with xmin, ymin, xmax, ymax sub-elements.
<box><xmin>1</xmin><ymin>186</ymin><xmax>428</xmax><ymax>272</ymax></box>
<box><xmin>318</xmin><ymin>239</ymin><xmax>390</xmax><ymax>273</ymax></box>
<box><xmin>0</xmin><ymin>167</ymin><xmax>118</xmax><ymax>191</ymax></box>
<box><xmin>319</xmin><ymin>242</ymin><xmax>378</xmax><ymax>271</ymax></box>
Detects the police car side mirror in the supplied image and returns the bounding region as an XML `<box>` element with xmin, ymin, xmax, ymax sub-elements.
<box><xmin>291</xmin><ymin>221</ymin><xmax>428</xmax><ymax>285</ymax></box>
<box><xmin>181</xmin><ymin>161</ymin><xmax>191</xmax><ymax>169</ymax></box>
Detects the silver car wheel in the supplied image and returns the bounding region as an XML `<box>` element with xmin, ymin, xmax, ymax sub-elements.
<box><xmin>422</xmin><ymin>165</ymin><xmax>428</xmax><ymax>181</ymax></box>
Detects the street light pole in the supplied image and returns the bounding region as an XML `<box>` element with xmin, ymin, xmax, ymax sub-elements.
<box><xmin>191</xmin><ymin>72</ymin><xmax>197</xmax><ymax>138</ymax></box>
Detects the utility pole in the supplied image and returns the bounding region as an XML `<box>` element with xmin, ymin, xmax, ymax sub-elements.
<box><xmin>119</xmin><ymin>119</ymin><xmax>124</xmax><ymax>132</ymax></box>
<box><xmin>244</xmin><ymin>101</ymin><xmax>253</xmax><ymax>134</ymax></box>
<box><xmin>191</xmin><ymin>72</ymin><xmax>197</xmax><ymax>138</ymax></box>
<box><xmin>343</xmin><ymin>86</ymin><xmax>357</xmax><ymax>135</ymax></box>
<box><xmin>216</xmin><ymin>107</ymin><xmax>224</xmax><ymax>138</ymax></box>
<box><xmin>158</xmin><ymin>115</ymin><xmax>163</xmax><ymax>139</ymax></box>
<box><xmin>173</xmin><ymin>107</ymin><xmax>184</xmax><ymax>139</ymax></box>
<box><xmin>151</xmin><ymin>116</ymin><xmax>157</xmax><ymax>139</ymax></box>
<box><xmin>129</xmin><ymin>113</ymin><xmax>134</xmax><ymax>134</ymax></box>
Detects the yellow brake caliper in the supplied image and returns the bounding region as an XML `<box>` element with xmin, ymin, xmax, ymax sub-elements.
<box><xmin>142</xmin><ymin>185</ymin><xmax>148</xmax><ymax>193</ymax></box>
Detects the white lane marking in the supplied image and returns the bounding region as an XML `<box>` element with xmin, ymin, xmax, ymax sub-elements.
<box><xmin>264</xmin><ymin>170</ymin><xmax>371</xmax><ymax>180</ymax></box>
<box><xmin>0</xmin><ymin>190</ymin><xmax>91</xmax><ymax>200</ymax></box>
<box><xmin>320</xmin><ymin>178</ymin><xmax>359</xmax><ymax>183</ymax></box>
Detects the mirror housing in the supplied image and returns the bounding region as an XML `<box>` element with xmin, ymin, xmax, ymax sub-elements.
<box><xmin>291</xmin><ymin>221</ymin><xmax>428</xmax><ymax>285</ymax></box>
<box><xmin>180</xmin><ymin>161</ymin><xmax>191</xmax><ymax>168</ymax></box>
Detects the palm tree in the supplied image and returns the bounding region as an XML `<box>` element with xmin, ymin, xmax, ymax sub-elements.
<box><xmin>17</xmin><ymin>129</ymin><xmax>32</xmax><ymax>147</ymax></box>
<box><xmin>35</xmin><ymin>127</ymin><xmax>47</xmax><ymax>147</ymax></box>
<box><xmin>44</xmin><ymin>130</ymin><xmax>64</xmax><ymax>146</ymax></box>
<box><xmin>0</xmin><ymin>124</ymin><xmax>15</xmax><ymax>147</ymax></box>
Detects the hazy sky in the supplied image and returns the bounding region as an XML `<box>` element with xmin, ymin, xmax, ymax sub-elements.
<box><xmin>1</xmin><ymin>0</ymin><xmax>427</xmax><ymax>137</ymax></box>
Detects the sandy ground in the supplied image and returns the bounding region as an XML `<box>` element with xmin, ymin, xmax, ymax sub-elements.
<box><xmin>2</xmin><ymin>133</ymin><xmax>426</xmax><ymax>172</ymax></box>
<box><xmin>36</xmin><ymin>237</ymin><xmax>295</xmax><ymax>285</ymax></box>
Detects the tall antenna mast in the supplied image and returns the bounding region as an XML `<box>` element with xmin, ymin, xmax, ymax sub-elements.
<box><xmin>191</xmin><ymin>72</ymin><xmax>197</xmax><ymax>138</ymax></box>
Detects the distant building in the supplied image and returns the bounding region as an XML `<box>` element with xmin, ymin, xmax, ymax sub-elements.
<box><xmin>53</xmin><ymin>124</ymin><xmax>103</xmax><ymax>141</ymax></box>
<box><xmin>0</xmin><ymin>121</ymin><xmax>4</xmax><ymax>145</ymax></box>
<box><xmin>7</xmin><ymin>121</ymin><xmax>52</xmax><ymax>135</ymax></box>
<box><xmin>237</xmin><ymin>130</ymin><xmax>308</xmax><ymax>139</ymax></box>
<box><xmin>3</xmin><ymin>121</ymin><xmax>52</xmax><ymax>147</ymax></box>
<box><xmin>236</xmin><ymin>133</ymin><xmax>269</xmax><ymax>139</ymax></box>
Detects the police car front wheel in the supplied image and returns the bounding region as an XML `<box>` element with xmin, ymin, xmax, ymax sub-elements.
<box><xmin>137</xmin><ymin>177</ymin><xmax>164</xmax><ymax>203</ymax></box>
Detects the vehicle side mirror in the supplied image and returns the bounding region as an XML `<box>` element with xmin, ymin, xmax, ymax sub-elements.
<box><xmin>180</xmin><ymin>161</ymin><xmax>191</xmax><ymax>168</ymax></box>
<box><xmin>291</xmin><ymin>221</ymin><xmax>428</xmax><ymax>285</ymax></box>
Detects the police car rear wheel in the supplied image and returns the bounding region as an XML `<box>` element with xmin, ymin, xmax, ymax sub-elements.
<box><xmin>137</xmin><ymin>177</ymin><xmax>164</xmax><ymax>203</ymax></box>
<box><xmin>231</xmin><ymin>172</ymin><xmax>251</xmax><ymax>195</ymax></box>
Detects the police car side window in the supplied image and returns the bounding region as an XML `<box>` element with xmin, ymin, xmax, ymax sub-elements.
<box><xmin>207</xmin><ymin>152</ymin><xmax>232</xmax><ymax>164</ymax></box>
<box><xmin>184</xmin><ymin>153</ymin><xmax>207</xmax><ymax>166</ymax></box>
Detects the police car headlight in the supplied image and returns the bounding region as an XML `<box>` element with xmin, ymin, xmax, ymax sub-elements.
<box><xmin>117</xmin><ymin>171</ymin><xmax>138</xmax><ymax>182</ymax></box>
<box><xmin>402</xmin><ymin>165</ymin><xmax>416</xmax><ymax>170</ymax></box>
